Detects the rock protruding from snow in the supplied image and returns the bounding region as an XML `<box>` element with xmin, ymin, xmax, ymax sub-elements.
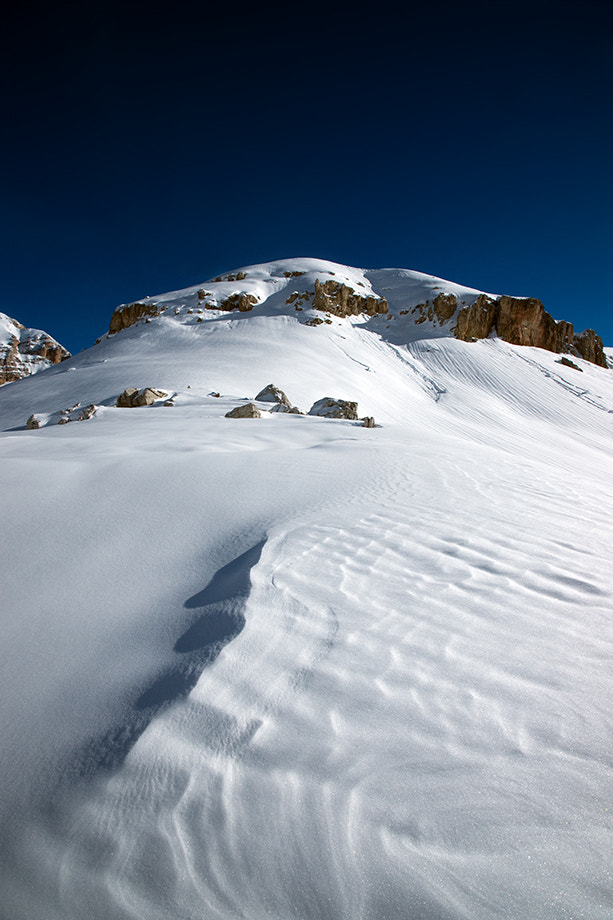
<box><xmin>312</xmin><ymin>279</ymin><xmax>388</xmax><ymax>317</ymax></box>
<box><xmin>453</xmin><ymin>294</ymin><xmax>588</xmax><ymax>359</ymax></box>
<box><xmin>308</xmin><ymin>397</ymin><xmax>358</xmax><ymax>420</ymax></box>
<box><xmin>255</xmin><ymin>384</ymin><xmax>302</xmax><ymax>414</ymax></box>
<box><xmin>26</xmin><ymin>403</ymin><xmax>98</xmax><ymax>429</ymax></box>
<box><xmin>411</xmin><ymin>293</ymin><xmax>459</xmax><ymax>327</ymax></box>
<box><xmin>573</xmin><ymin>329</ymin><xmax>608</xmax><ymax>368</ymax></box>
<box><xmin>362</xmin><ymin>416</ymin><xmax>376</xmax><ymax>428</ymax></box>
<box><xmin>255</xmin><ymin>384</ymin><xmax>292</xmax><ymax>409</ymax></box>
<box><xmin>0</xmin><ymin>312</ymin><xmax>70</xmax><ymax>385</ymax></box>
<box><xmin>116</xmin><ymin>387</ymin><xmax>168</xmax><ymax>407</ymax></box>
<box><xmin>213</xmin><ymin>293</ymin><xmax>259</xmax><ymax>313</ymax></box>
<box><xmin>225</xmin><ymin>403</ymin><xmax>261</xmax><ymax>418</ymax></box>
<box><xmin>556</xmin><ymin>357</ymin><xmax>583</xmax><ymax>371</ymax></box>
<box><xmin>454</xmin><ymin>294</ymin><xmax>498</xmax><ymax>341</ymax></box>
<box><xmin>109</xmin><ymin>302</ymin><xmax>163</xmax><ymax>334</ymax></box>
<box><xmin>495</xmin><ymin>296</ymin><xmax>575</xmax><ymax>352</ymax></box>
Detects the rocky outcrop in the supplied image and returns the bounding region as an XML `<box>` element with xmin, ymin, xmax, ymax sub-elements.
<box><xmin>312</xmin><ymin>280</ymin><xmax>388</xmax><ymax>317</ymax></box>
<box><xmin>225</xmin><ymin>403</ymin><xmax>261</xmax><ymax>418</ymax></box>
<box><xmin>211</xmin><ymin>293</ymin><xmax>259</xmax><ymax>312</ymax></box>
<box><xmin>116</xmin><ymin>387</ymin><xmax>168</xmax><ymax>407</ymax></box>
<box><xmin>454</xmin><ymin>294</ymin><xmax>498</xmax><ymax>341</ymax></box>
<box><xmin>362</xmin><ymin>416</ymin><xmax>376</xmax><ymax>428</ymax></box>
<box><xmin>452</xmin><ymin>294</ymin><xmax>605</xmax><ymax>364</ymax></box>
<box><xmin>495</xmin><ymin>296</ymin><xmax>575</xmax><ymax>352</ymax></box>
<box><xmin>308</xmin><ymin>397</ymin><xmax>358</xmax><ymax>420</ymax></box>
<box><xmin>109</xmin><ymin>302</ymin><xmax>163</xmax><ymax>334</ymax></box>
<box><xmin>409</xmin><ymin>293</ymin><xmax>459</xmax><ymax>327</ymax></box>
<box><xmin>573</xmin><ymin>329</ymin><xmax>608</xmax><ymax>368</ymax></box>
<box><xmin>432</xmin><ymin>293</ymin><xmax>458</xmax><ymax>322</ymax></box>
<box><xmin>21</xmin><ymin>331</ymin><xmax>68</xmax><ymax>364</ymax></box>
<box><xmin>0</xmin><ymin>313</ymin><xmax>70</xmax><ymax>385</ymax></box>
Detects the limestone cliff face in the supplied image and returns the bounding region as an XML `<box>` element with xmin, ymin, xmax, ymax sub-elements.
<box><xmin>495</xmin><ymin>296</ymin><xmax>575</xmax><ymax>352</ymax></box>
<box><xmin>312</xmin><ymin>279</ymin><xmax>388</xmax><ymax>317</ymax></box>
<box><xmin>452</xmin><ymin>294</ymin><xmax>606</xmax><ymax>367</ymax></box>
<box><xmin>454</xmin><ymin>294</ymin><xmax>498</xmax><ymax>341</ymax></box>
<box><xmin>0</xmin><ymin>313</ymin><xmax>70</xmax><ymax>385</ymax></box>
<box><xmin>109</xmin><ymin>302</ymin><xmax>163</xmax><ymax>333</ymax></box>
<box><xmin>573</xmin><ymin>329</ymin><xmax>608</xmax><ymax>368</ymax></box>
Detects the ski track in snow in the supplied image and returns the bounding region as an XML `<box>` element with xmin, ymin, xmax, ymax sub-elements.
<box><xmin>1</xmin><ymin>259</ymin><xmax>613</xmax><ymax>920</ymax></box>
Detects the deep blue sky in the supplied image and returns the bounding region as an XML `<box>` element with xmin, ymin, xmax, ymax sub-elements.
<box><xmin>2</xmin><ymin>0</ymin><xmax>612</xmax><ymax>354</ymax></box>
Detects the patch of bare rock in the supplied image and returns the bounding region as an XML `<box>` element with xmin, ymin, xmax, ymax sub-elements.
<box><xmin>212</xmin><ymin>293</ymin><xmax>259</xmax><ymax>313</ymax></box>
<box><xmin>410</xmin><ymin>293</ymin><xmax>459</xmax><ymax>327</ymax></box>
<box><xmin>312</xmin><ymin>280</ymin><xmax>388</xmax><ymax>317</ymax></box>
<box><xmin>109</xmin><ymin>302</ymin><xmax>164</xmax><ymax>334</ymax></box>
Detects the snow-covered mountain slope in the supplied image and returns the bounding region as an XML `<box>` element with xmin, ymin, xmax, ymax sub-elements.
<box><xmin>1</xmin><ymin>258</ymin><xmax>613</xmax><ymax>920</ymax></box>
<box><xmin>0</xmin><ymin>311</ymin><xmax>70</xmax><ymax>385</ymax></box>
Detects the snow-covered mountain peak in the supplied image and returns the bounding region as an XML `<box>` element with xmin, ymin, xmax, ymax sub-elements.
<box><xmin>108</xmin><ymin>258</ymin><xmax>490</xmax><ymax>335</ymax></box>
<box><xmin>0</xmin><ymin>311</ymin><xmax>70</xmax><ymax>385</ymax></box>
<box><xmin>1</xmin><ymin>258</ymin><xmax>613</xmax><ymax>920</ymax></box>
<box><xmin>105</xmin><ymin>257</ymin><xmax>608</xmax><ymax>369</ymax></box>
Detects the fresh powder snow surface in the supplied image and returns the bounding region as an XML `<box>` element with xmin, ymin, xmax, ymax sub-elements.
<box><xmin>1</xmin><ymin>259</ymin><xmax>612</xmax><ymax>920</ymax></box>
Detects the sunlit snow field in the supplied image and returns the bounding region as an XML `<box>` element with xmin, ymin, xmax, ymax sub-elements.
<box><xmin>1</xmin><ymin>260</ymin><xmax>612</xmax><ymax>919</ymax></box>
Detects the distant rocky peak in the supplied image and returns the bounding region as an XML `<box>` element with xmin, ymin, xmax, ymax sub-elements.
<box><xmin>0</xmin><ymin>312</ymin><xmax>70</xmax><ymax>386</ymax></box>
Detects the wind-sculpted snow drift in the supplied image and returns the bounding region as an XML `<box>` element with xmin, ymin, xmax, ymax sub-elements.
<box><xmin>1</xmin><ymin>258</ymin><xmax>613</xmax><ymax>920</ymax></box>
